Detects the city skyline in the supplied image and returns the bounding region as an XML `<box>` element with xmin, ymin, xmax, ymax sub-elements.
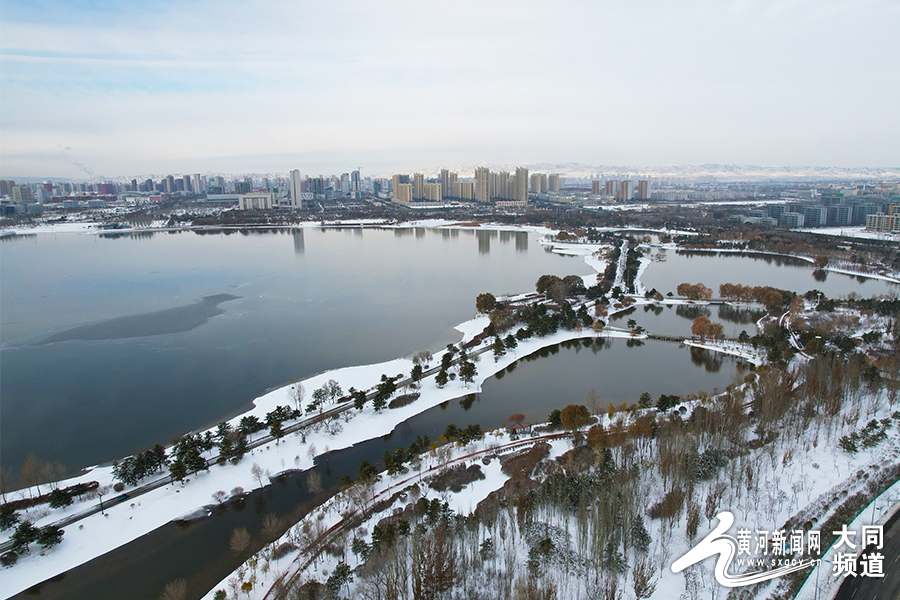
<box><xmin>2</xmin><ymin>0</ymin><xmax>899</xmax><ymax>178</ymax></box>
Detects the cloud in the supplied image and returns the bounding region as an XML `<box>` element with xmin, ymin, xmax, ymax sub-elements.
<box><xmin>1</xmin><ymin>0</ymin><xmax>898</xmax><ymax>177</ymax></box>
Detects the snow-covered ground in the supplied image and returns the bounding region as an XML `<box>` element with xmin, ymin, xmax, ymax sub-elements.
<box><xmin>4</xmin><ymin>222</ymin><xmax>100</xmax><ymax>235</ymax></box>
<box><xmin>201</xmin><ymin>365</ymin><xmax>900</xmax><ymax>600</ymax></box>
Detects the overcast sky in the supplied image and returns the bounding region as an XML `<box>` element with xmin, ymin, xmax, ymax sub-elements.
<box><xmin>1</xmin><ymin>0</ymin><xmax>898</xmax><ymax>179</ymax></box>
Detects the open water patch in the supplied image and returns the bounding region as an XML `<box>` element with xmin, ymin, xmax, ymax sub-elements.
<box><xmin>37</xmin><ymin>294</ymin><xmax>240</xmax><ymax>344</ymax></box>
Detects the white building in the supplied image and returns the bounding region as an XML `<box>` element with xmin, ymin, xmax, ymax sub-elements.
<box><xmin>238</xmin><ymin>192</ymin><xmax>275</xmax><ymax>210</ymax></box>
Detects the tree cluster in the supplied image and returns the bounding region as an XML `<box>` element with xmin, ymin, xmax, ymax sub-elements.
<box><xmin>535</xmin><ymin>274</ymin><xmax>588</xmax><ymax>305</ymax></box>
<box><xmin>382</xmin><ymin>435</ymin><xmax>432</xmax><ymax>476</ymax></box>
<box><xmin>168</xmin><ymin>433</ymin><xmax>213</xmax><ymax>482</ymax></box>
<box><xmin>676</xmin><ymin>283</ymin><xmax>713</xmax><ymax>301</ymax></box>
<box><xmin>690</xmin><ymin>316</ymin><xmax>725</xmax><ymax>341</ymax></box>
<box><xmin>10</xmin><ymin>521</ymin><xmax>64</xmax><ymax>555</ymax></box>
<box><xmin>306</xmin><ymin>379</ymin><xmax>344</xmax><ymax>413</ymax></box>
<box><xmin>112</xmin><ymin>444</ymin><xmax>168</xmax><ymax>487</ymax></box>
<box><xmin>214</xmin><ymin>422</ymin><xmax>249</xmax><ymax>462</ymax></box>
<box><xmin>442</xmin><ymin>423</ymin><xmax>483</xmax><ymax>445</ymax></box>
<box><xmin>719</xmin><ymin>283</ymin><xmax>795</xmax><ymax>311</ymax></box>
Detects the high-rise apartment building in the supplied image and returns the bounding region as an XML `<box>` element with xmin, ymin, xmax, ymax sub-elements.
<box><xmin>515</xmin><ymin>167</ymin><xmax>528</xmax><ymax>202</ymax></box>
<box><xmin>392</xmin><ymin>174</ymin><xmax>410</xmax><ymax>202</ymax></box>
<box><xmin>290</xmin><ymin>169</ymin><xmax>304</xmax><ymax>208</ymax></box>
<box><xmin>424</xmin><ymin>183</ymin><xmax>442</xmax><ymax>202</ymax></box>
<box><xmin>441</xmin><ymin>169</ymin><xmax>458</xmax><ymax>199</ymax></box>
<box><xmin>866</xmin><ymin>212</ymin><xmax>900</xmax><ymax>232</ymax></box>
<box><xmin>413</xmin><ymin>173</ymin><xmax>425</xmax><ymax>200</ymax></box>
<box><xmin>636</xmin><ymin>180</ymin><xmax>650</xmax><ymax>201</ymax></box>
<box><xmin>490</xmin><ymin>171</ymin><xmax>509</xmax><ymax>200</ymax></box>
<box><xmin>475</xmin><ymin>167</ymin><xmax>490</xmax><ymax>203</ymax></box>
<box><xmin>192</xmin><ymin>174</ymin><xmax>202</xmax><ymax>193</ymax></box>
<box><xmin>340</xmin><ymin>173</ymin><xmax>351</xmax><ymax>196</ymax></box>
<box><xmin>183</xmin><ymin>175</ymin><xmax>192</xmax><ymax>192</ymax></box>
<box><xmin>234</xmin><ymin>178</ymin><xmax>252</xmax><ymax>195</ymax></box>
<box><xmin>591</xmin><ymin>181</ymin><xmax>601</xmax><ymax>195</ymax></box>
<box><xmin>441</xmin><ymin>169</ymin><xmax>450</xmax><ymax>199</ymax></box>
<box><xmin>12</xmin><ymin>186</ymin><xmax>32</xmax><ymax>203</ymax></box>
<box><xmin>531</xmin><ymin>173</ymin><xmax>548</xmax><ymax>194</ymax></box>
<box><xmin>456</xmin><ymin>181</ymin><xmax>475</xmax><ymax>201</ymax></box>
<box><xmin>604</xmin><ymin>180</ymin><xmax>617</xmax><ymax>197</ymax></box>
<box><xmin>351</xmin><ymin>171</ymin><xmax>360</xmax><ymax>195</ymax></box>
<box><xmin>394</xmin><ymin>183</ymin><xmax>413</xmax><ymax>204</ymax></box>
<box><xmin>548</xmin><ymin>174</ymin><xmax>562</xmax><ymax>192</ymax></box>
<box><xmin>615</xmin><ymin>180</ymin><xmax>631</xmax><ymax>202</ymax></box>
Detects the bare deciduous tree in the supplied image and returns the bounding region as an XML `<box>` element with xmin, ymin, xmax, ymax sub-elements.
<box><xmin>412</xmin><ymin>526</ymin><xmax>457</xmax><ymax>600</ymax></box>
<box><xmin>230</xmin><ymin>527</ymin><xmax>251</xmax><ymax>555</ymax></box>
<box><xmin>513</xmin><ymin>576</ymin><xmax>557</xmax><ymax>600</ymax></box>
<box><xmin>19</xmin><ymin>454</ymin><xmax>45</xmax><ymax>499</ymax></box>
<box><xmin>0</xmin><ymin>467</ymin><xmax>13</xmax><ymax>503</ymax></box>
<box><xmin>261</xmin><ymin>513</ymin><xmax>285</xmax><ymax>543</ymax></box>
<box><xmin>306</xmin><ymin>471</ymin><xmax>323</xmax><ymax>495</ymax></box>
<box><xmin>289</xmin><ymin>381</ymin><xmax>305</xmax><ymax>411</ymax></box>
<box><xmin>158</xmin><ymin>578</ymin><xmax>188</xmax><ymax>600</ymax></box>
<box><xmin>251</xmin><ymin>463</ymin><xmax>265</xmax><ymax>489</ymax></box>
<box><xmin>632</xmin><ymin>556</ymin><xmax>658</xmax><ymax>599</ymax></box>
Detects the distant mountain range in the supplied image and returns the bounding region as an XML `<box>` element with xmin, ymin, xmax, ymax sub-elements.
<box><xmin>10</xmin><ymin>163</ymin><xmax>899</xmax><ymax>185</ymax></box>
<box><xmin>400</xmin><ymin>163</ymin><xmax>900</xmax><ymax>182</ymax></box>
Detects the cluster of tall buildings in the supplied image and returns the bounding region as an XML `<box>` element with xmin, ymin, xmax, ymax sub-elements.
<box><xmin>738</xmin><ymin>187</ymin><xmax>900</xmax><ymax>230</ymax></box>
<box><xmin>590</xmin><ymin>180</ymin><xmax>652</xmax><ymax>201</ymax></box>
<box><xmin>390</xmin><ymin>167</ymin><xmax>557</xmax><ymax>205</ymax></box>
<box><xmin>385</xmin><ymin>169</ymin><xmax>656</xmax><ymax>206</ymax></box>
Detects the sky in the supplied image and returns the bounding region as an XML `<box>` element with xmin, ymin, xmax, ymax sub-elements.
<box><xmin>1</xmin><ymin>0</ymin><xmax>898</xmax><ymax>179</ymax></box>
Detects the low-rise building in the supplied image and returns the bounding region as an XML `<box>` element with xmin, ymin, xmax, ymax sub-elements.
<box><xmin>238</xmin><ymin>192</ymin><xmax>275</xmax><ymax>210</ymax></box>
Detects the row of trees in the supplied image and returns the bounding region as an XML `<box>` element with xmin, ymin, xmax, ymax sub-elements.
<box><xmin>719</xmin><ymin>282</ymin><xmax>795</xmax><ymax>310</ymax></box>
<box><xmin>622</xmin><ymin>244</ymin><xmax>643</xmax><ymax>294</ymax></box>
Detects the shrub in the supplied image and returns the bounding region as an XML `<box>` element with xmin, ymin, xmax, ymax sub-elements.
<box><xmin>648</xmin><ymin>488</ymin><xmax>685</xmax><ymax>519</ymax></box>
<box><xmin>389</xmin><ymin>393</ymin><xmax>420</xmax><ymax>410</ymax></box>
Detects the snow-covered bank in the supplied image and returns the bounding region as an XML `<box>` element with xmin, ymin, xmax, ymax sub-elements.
<box><xmin>0</xmin><ymin>313</ymin><xmax>634</xmax><ymax>598</ymax></box>
<box><xmin>4</xmin><ymin>222</ymin><xmax>100</xmax><ymax>235</ymax></box>
<box><xmin>683</xmin><ymin>339</ymin><xmax>765</xmax><ymax>366</ymax></box>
